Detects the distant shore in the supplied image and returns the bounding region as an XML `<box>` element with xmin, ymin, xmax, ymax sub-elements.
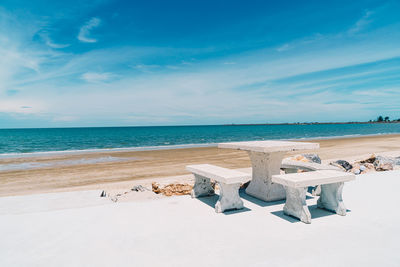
<box><xmin>225</xmin><ymin>121</ymin><xmax>400</xmax><ymax>126</ymax></box>
<box><xmin>1</xmin><ymin>133</ymin><xmax>400</xmax><ymax>197</ymax></box>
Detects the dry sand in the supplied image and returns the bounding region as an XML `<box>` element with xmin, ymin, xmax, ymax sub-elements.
<box><xmin>1</xmin><ymin>134</ymin><xmax>400</xmax><ymax>197</ymax></box>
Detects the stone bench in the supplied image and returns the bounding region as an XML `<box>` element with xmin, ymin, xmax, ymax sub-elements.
<box><xmin>272</xmin><ymin>170</ymin><xmax>355</xmax><ymax>224</ymax></box>
<box><xmin>281</xmin><ymin>159</ymin><xmax>343</xmax><ymax>195</ymax></box>
<box><xmin>186</xmin><ymin>164</ymin><xmax>251</xmax><ymax>213</ymax></box>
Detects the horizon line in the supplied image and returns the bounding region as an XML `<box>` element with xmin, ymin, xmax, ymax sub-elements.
<box><xmin>1</xmin><ymin>120</ymin><xmax>399</xmax><ymax>130</ymax></box>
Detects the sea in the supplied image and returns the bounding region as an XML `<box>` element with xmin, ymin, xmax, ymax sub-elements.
<box><xmin>1</xmin><ymin>123</ymin><xmax>400</xmax><ymax>157</ymax></box>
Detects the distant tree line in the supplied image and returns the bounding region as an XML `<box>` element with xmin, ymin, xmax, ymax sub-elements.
<box><xmin>369</xmin><ymin>116</ymin><xmax>400</xmax><ymax>122</ymax></box>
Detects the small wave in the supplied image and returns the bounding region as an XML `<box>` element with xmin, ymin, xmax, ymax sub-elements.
<box><xmin>0</xmin><ymin>143</ymin><xmax>218</xmax><ymax>159</ymax></box>
<box><xmin>0</xmin><ymin>156</ymin><xmax>135</xmax><ymax>172</ymax></box>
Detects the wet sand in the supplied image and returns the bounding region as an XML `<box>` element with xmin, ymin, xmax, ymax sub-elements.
<box><xmin>1</xmin><ymin>134</ymin><xmax>400</xmax><ymax>196</ymax></box>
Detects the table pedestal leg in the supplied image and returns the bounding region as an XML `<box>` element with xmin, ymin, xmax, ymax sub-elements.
<box><xmin>245</xmin><ymin>151</ymin><xmax>286</xmax><ymax>201</ymax></box>
<box><xmin>191</xmin><ymin>174</ymin><xmax>215</xmax><ymax>198</ymax></box>
<box><xmin>317</xmin><ymin>182</ymin><xmax>347</xmax><ymax>216</ymax></box>
<box><xmin>215</xmin><ymin>183</ymin><xmax>243</xmax><ymax>213</ymax></box>
<box><xmin>283</xmin><ymin>186</ymin><xmax>312</xmax><ymax>224</ymax></box>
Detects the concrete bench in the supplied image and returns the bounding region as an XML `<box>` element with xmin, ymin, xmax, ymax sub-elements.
<box><xmin>281</xmin><ymin>159</ymin><xmax>343</xmax><ymax>195</ymax></box>
<box><xmin>272</xmin><ymin>170</ymin><xmax>355</xmax><ymax>224</ymax></box>
<box><xmin>186</xmin><ymin>164</ymin><xmax>251</xmax><ymax>213</ymax></box>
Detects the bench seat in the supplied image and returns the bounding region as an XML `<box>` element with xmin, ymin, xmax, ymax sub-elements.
<box><xmin>272</xmin><ymin>170</ymin><xmax>355</xmax><ymax>224</ymax></box>
<box><xmin>272</xmin><ymin>170</ymin><xmax>355</xmax><ymax>187</ymax></box>
<box><xmin>186</xmin><ymin>164</ymin><xmax>251</xmax><ymax>213</ymax></box>
<box><xmin>281</xmin><ymin>159</ymin><xmax>343</xmax><ymax>196</ymax></box>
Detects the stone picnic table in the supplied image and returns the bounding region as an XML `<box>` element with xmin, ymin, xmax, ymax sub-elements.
<box><xmin>218</xmin><ymin>140</ymin><xmax>319</xmax><ymax>202</ymax></box>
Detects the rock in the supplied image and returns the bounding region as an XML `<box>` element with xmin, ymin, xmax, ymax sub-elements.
<box><xmin>375</xmin><ymin>163</ymin><xmax>393</xmax><ymax>171</ymax></box>
<box><xmin>350</xmin><ymin>162</ymin><xmax>361</xmax><ymax>174</ymax></box>
<box><xmin>302</xmin><ymin>154</ymin><xmax>321</xmax><ymax>164</ymax></box>
<box><xmin>360</xmin><ymin>163</ymin><xmax>375</xmax><ymax>174</ymax></box>
<box><xmin>394</xmin><ymin>157</ymin><xmax>400</xmax><ymax>165</ymax></box>
<box><xmin>152</xmin><ymin>182</ymin><xmax>193</xmax><ymax>196</ymax></box>
<box><xmin>290</xmin><ymin>155</ymin><xmax>309</xmax><ymax>162</ymax></box>
<box><xmin>360</xmin><ymin>154</ymin><xmax>376</xmax><ymax>164</ymax></box>
<box><xmin>132</xmin><ymin>185</ymin><xmax>147</xmax><ymax>192</ymax></box>
<box><xmin>374</xmin><ymin>156</ymin><xmax>394</xmax><ymax>171</ymax></box>
<box><xmin>330</xmin><ymin>160</ymin><xmax>353</xmax><ymax>171</ymax></box>
<box><xmin>152</xmin><ymin>183</ymin><xmax>162</xmax><ymax>194</ymax></box>
<box><xmin>100</xmin><ymin>190</ymin><xmax>107</xmax><ymax>197</ymax></box>
<box><xmin>364</xmin><ymin>163</ymin><xmax>375</xmax><ymax>170</ymax></box>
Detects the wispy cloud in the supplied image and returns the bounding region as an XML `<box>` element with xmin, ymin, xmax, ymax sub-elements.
<box><xmin>77</xmin><ymin>17</ymin><xmax>101</xmax><ymax>43</ymax></box>
<box><xmin>81</xmin><ymin>72</ymin><xmax>114</xmax><ymax>83</ymax></box>
<box><xmin>276</xmin><ymin>43</ymin><xmax>290</xmax><ymax>52</ymax></box>
<box><xmin>348</xmin><ymin>10</ymin><xmax>374</xmax><ymax>35</ymax></box>
<box><xmin>39</xmin><ymin>32</ymin><xmax>69</xmax><ymax>48</ymax></box>
<box><xmin>0</xmin><ymin>99</ymin><xmax>44</xmax><ymax>114</ymax></box>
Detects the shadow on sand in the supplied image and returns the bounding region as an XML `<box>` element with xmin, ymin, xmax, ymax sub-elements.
<box><xmin>271</xmin><ymin>204</ymin><xmax>352</xmax><ymax>223</ymax></box>
<box><xmin>239</xmin><ymin>188</ymin><xmax>314</xmax><ymax>207</ymax></box>
<box><xmin>195</xmin><ymin>193</ymin><xmax>252</xmax><ymax>215</ymax></box>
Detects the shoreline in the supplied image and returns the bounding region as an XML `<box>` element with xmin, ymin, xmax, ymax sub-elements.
<box><xmin>1</xmin><ymin>133</ymin><xmax>400</xmax><ymax>197</ymax></box>
<box><xmin>1</xmin><ymin>132</ymin><xmax>400</xmax><ymax>159</ymax></box>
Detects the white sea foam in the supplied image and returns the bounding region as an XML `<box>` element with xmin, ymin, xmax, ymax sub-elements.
<box><xmin>0</xmin><ymin>156</ymin><xmax>136</xmax><ymax>172</ymax></box>
<box><xmin>0</xmin><ymin>143</ymin><xmax>218</xmax><ymax>159</ymax></box>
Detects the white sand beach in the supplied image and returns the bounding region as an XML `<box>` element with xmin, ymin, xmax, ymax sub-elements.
<box><xmin>1</xmin><ymin>170</ymin><xmax>400</xmax><ymax>267</ymax></box>
<box><xmin>1</xmin><ymin>134</ymin><xmax>400</xmax><ymax>197</ymax></box>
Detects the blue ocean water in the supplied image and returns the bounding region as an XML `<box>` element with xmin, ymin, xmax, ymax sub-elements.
<box><xmin>0</xmin><ymin>123</ymin><xmax>400</xmax><ymax>156</ymax></box>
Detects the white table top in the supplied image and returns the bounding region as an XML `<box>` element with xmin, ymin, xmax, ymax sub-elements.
<box><xmin>218</xmin><ymin>140</ymin><xmax>319</xmax><ymax>153</ymax></box>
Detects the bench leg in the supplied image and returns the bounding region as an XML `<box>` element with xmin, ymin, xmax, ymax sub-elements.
<box><xmin>283</xmin><ymin>186</ymin><xmax>311</xmax><ymax>224</ymax></box>
<box><xmin>215</xmin><ymin>183</ymin><xmax>243</xmax><ymax>213</ymax></box>
<box><xmin>317</xmin><ymin>182</ymin><xmax>347</xmax><ymax>216</ymax></box>
<box><xmin>246</xmin><ymin>151</ymin><xmax>286</xmax><ymax>202</ymax></box>
<box><xmin>191</xmin><ymin>174</ymin><xmax>215</xmax><ymax>198</ymax></box>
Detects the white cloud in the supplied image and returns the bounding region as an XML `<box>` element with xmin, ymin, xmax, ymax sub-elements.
<box><xmin>81</xmin><ymin>72</ymin><xmax>113</xmax><ymax>83</ymax></box>
<box><xmin>348</xmin><ymin>10</ymin><xmax>374</xmax><ymax>35</ymax></box>
<box><xmin>276</xmin><ymin>43</ymin><xmax>290</xmax><ymax>52</ymax></box>
<box><xmin>40</xmin><ymin>33</ymin><xmax>70</xmax><ymax>49</ymax></box>
<box><xmin>0</xmin><ymin>9</ymin><xmax>56</xmax><ymax>92</ymax></box>
<box><xmin>77</xmin><ymin>17</ymin><xmax>101</xmax><ymax>43</ymax></box>
<box><xmin>0</xmin><ymin>100</ymin><xmax>44</xmax><ymax>114</ymax></box>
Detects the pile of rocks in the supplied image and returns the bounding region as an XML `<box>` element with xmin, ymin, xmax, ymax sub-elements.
<box><xmin>373</xmin><ymin>156</ymin><xmax>400</xmax><ymax>171</ymax></box>
<box><xmin>289</xmin><ymin>153</ymin><xmax>400</xmax><ymax>175</ymax></box>
<box><xmin>152</xmin><ymin>182</ymin><xmax>193</xmax><ymax>196</ymax></box>
<box><xmin>330</xmin><ymin>155</ymin><xmax>400</xmax><ymax>175</ymax></box>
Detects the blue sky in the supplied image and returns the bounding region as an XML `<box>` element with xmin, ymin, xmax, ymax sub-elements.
<box><xmin>0</xmin><ymin>0</ymin><xmax>399</xmax><ymax>128</ymax></box>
